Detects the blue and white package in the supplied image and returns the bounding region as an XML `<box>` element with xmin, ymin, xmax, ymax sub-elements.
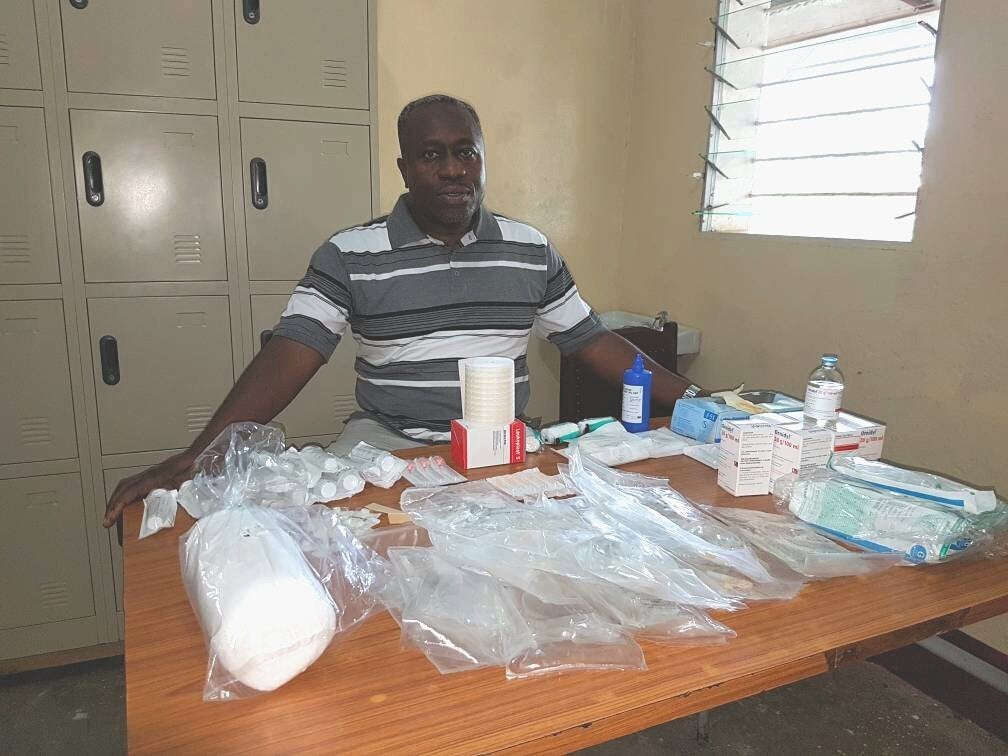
<box><xmin>828</xmin><ymin>456</ymin><xmax>997</xmax><ymax>515</ymax></box>
<box><xmin>670</xmin><ymin>398</ymin><xmax>749</xmax><ymax>444</ymax></box>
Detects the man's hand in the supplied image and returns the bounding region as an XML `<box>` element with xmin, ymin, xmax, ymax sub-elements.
<box><xmin>103</xmin><ymin>452</ymin><xmax>194</xmax><ymax>527</ymax></box>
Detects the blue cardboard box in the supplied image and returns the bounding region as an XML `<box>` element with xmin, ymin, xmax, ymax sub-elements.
<box><xmin>670</xmin><ymin>398</ymin><xmax>750</xmax><ymax>443</ymax></box>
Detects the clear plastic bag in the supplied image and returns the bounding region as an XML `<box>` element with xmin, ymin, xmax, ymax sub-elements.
<box><xmin>775</xmin><ymin>469</ymin><xmax>1008</xmax><ymax>564</ymax></box>
<box><xmin>178</xmin><ymin>422</ymin><xmax>388</xmax><ymax>701</ymax></box>
<box><xmin>385</xmin><ymin>547</ymin><xmax>530</xmax><ymax>673</ymax></box>
<box><xmin>505</xmin><ymin>592</ymin><xmax>646</xmax><ymax>679</ymax></box>
<box><xmin>402</xmin><ymin>455</ymin><xmax>468</xmax><ymax>487</ymax></box>
<box><xmin>707</xmin><ymin>505</ymin><xmax>902</xmax><ymax>578</ymax></box>
<box><xmin>563</xmin><ymin>451</ymin><xmax>777</xmax><ymax>585</ymax></box>
<box><xmin>683</xmin><ymin>443</ymin><xmax>720</xmax><ymax>469</ymax></box>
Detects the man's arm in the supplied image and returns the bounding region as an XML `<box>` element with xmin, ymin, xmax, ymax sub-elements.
<box><xmin>570</xmin><ymin>329</ymin><xmax>704</xmax><ymax>407</ymax></box>
<box><xmin>102</xmin><ymin>336</ymin><xmax>324</xmax><ymax>526</ymax></box>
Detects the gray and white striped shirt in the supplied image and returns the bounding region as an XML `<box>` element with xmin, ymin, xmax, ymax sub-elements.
<box><xmin>273</xmin><ymin>195</ymin><xmax>605</xmax><ymax>441</ymax></box>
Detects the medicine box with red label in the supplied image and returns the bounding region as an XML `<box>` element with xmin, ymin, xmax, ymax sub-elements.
<box><xmin>450</xmin><ymin>419</ymin><xmax>525</xmax><ymax>470</ymax></box>
<box><xmin>717</xmin><ymin>419</ymin><xmax>774</xmax><ymax>497</ymax></box>
<box><xmin>770</xmin><ymin>423</ymin><xmax>832</xmax><ymax>484</ymax></box>
<box><xmin>778</xmin><ymin>410</ymin><xmax>886</xmax><ymax>459</ymax></box>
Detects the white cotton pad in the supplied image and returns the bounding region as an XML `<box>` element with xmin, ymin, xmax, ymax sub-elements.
<box><xmin>181</xmin><ymin>507</ymin><xmax>337</xmax><ymax>692</ymax></box>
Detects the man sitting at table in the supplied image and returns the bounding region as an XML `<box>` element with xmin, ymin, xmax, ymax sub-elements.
<box><xmin>103</xmin><ymin>94</ymin><xmax>713</xmax><ymax>526</ymax></box>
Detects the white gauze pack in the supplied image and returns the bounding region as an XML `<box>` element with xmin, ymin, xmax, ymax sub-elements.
<box><xmin>180</xmin><ymin>507</ymin><xmax>337</xmax><ymax>696</ymax></box>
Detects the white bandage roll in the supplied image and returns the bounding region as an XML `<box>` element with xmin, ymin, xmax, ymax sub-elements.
<box><xmin>459</xmin><ymin>357</ymin><xmax>515</xmax><ymax>425</ymax></box>
<box><xmin>181</xmin><ymin>507</ymin><xmax>337</xmax><ymax>692</ymax></box>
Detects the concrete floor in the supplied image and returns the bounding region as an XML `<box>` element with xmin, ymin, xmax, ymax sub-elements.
<box><xmin>1</xmin><ymin>657</ymin><xmax>1004</xmax><ymax>754</ymax></box>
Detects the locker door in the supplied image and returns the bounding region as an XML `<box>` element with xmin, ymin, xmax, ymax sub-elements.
<box><xmin>103</xmin><ymin>466</ymin><xmax>147</xmax><ymax>617</ymax></box>
<box><xmin>88</xmin><ymin>296</ymin><xmax>234</xmax><ymax>455</ymax></box>
<box><xmin>0</xmin><ymin>474</ymin><xmax>94</xmax><ymax>630</ymax></box>
<box><xmin>242</xmin><ymin>118</ymin><xmax>371</xmax><ymax>280</ymax></box>
<box><xmin>235</xmin><ymin>0</ymin><xmax>368</xmax><ymax>109</ymax></box>
<box><xmin>0</xmin><ymin>106</ymin><xmax>60</xmax><ymax>284</ymax></box>
<box><xmin>252</xmin><ymin>294</ymin><xmax>358</xmax><ymax>439</ymax></box>
<box><xmin>60</xmin><ymin>0</ymin><xmax>215</xmax><ymax>99</ymax></box>
<box><xmin>71</xmin><ymin>110</ymin><xmax>226</xmax><ymax>282</ymax></box>
<box><xmin>0</xmin><ymin>300</ymin><xmax>78</xmax><ymax>464</ymax></box>
<box><xmin>0</xmin><ymin>0</ymin><xmax>42</xmax><ymax>90</ymax></box>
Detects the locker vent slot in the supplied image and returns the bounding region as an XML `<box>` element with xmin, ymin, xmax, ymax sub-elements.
<box><xmin>0</xmin><ymin>234</ymin><xmax>30</xmax><ymax>264</ymax></box>
<box><xmin>185</xmin><ymin>405</ymin><xmax>213</xmax><ymax>433</ymax></box>
<box><xmin>0</xmin><ymin>124</ymin><xmax>17</xmax><ymax>141</ymax></box>
<box><xmin>321</xmin><ymin>59</ymin><xmax>348</xmax><ymax>88</ymax></box>
<box><xmin>39</xmin><ymin>581</ymin><xmax>70</xmax><ymax>610</ymax></box>
<box><xmin>26</xmin><ymin>491</ymin><xmax>58</xmax><ymax>509</ymax></box>
<box><xmin>161</xmin><ymin>46</ymin><xmax>191</xmax><ymax>78</ymax></box>
<box><xmin>0</xmin><ymin>33</ymin><xmax>9</xmax><ymax>66</ymax></box>
<box><xmin>20</xmin><ymin>416</ymin><xmax>52</xmax><ymax>446</ymax></box>
<box><xmin>333</xmin><ymin>396</ymin><xmax>357</xmax><ymax>424</ymax></box>
<box><xmin>173</xmin><ymin>234</ymin><xmax>202</xmax><ymax>264</ymax></box>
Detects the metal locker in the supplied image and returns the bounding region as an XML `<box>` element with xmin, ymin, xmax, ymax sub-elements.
<box><xmin>242</xmin><ymin>118</ymin><xmax>371</xmax><ymax>281</ymax></box>
<box><xmin>70</xmin><ymin>109</ymin><xmax>227</xmax><ymax>283</ymax></box>
<box><xmin>0</xmin><ymin>0</ymin><xmax>42</xmax><ymax>90</ymax></box>
<box><xmin>252</xmin><ymin>294</ymin><xmax>357</xmax><ymax>438</ymax></box>
<box><xmin>88</xmin><ymin>296</ymin><xmax>234</xmax><ymax>455</ymax></box>
<box><xmin>0</xmin><ymin>106</ymin><xmax>60</xmax><ymax>284</ymax></box>
<box><xmin>0</xmin><ymin>300</ymin><xmax>78</xmax><ymax>464</ymax></box>
<box><xmin>235</xmin><ymin>0</ymin><xmax>368</xmax><ymax>109</ymax></box>
<box><xmin>103</xmin><ymin>466</ymin><xmax>147</xmax><ymax>617</ymax></box>
<box><xmin>60</xmin><ymin>0</ymin><xmax>215</xmax><ymax>99</ymax></box>
<box><xmin>0</xmin><ymin>474</ymin><xmax>94</xmax><ymax>630</ymax></box>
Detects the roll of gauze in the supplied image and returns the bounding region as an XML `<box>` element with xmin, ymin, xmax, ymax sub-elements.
<box><xmin>181</xmin><ymin>507</ymin><xmax>337</xmax><ymax>692</ymax></box>
<box><xmin>459</xmin><ymin>357</ymin><xmax>515</xmax><ymax>425</ymax></box>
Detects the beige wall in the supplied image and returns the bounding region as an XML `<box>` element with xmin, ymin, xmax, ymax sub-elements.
<box><xmin>622</xmin><ymin>0</ymin><xmax>1008</xmax><ymax>493</ymax></box>
<box><xmin>375</xmin><ymin>0</ymin><xmax>635</xmax><ymax>313</ymax></box>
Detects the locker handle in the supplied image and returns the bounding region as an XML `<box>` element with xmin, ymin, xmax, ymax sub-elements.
<box><xmin>243</xmin><ymin>0</ymin><xmax>261</xmax><ymax>24</ymax></box>
<box><xmin>250</xmin><ymin>157</ymin><xmax>268</xmax><ymax>210</ymax></box>
<box><xmin>68</xmin><ymin>0</ymin><xmax>88</xmax><ymax>9</ymax></box>
<box><xmin>82</xmin><ymin>151</ymin><xmax>104</xmax><ymax>207</ymax></box>
<box><xmin>260</xmin><ymin>329</ymin><xmax>273</xmax><ymax>349</ymax></box>
<box><xmin>99</xmin><ymin>335</ymin><xmax>120</xmax><ymax>386</ymax></box>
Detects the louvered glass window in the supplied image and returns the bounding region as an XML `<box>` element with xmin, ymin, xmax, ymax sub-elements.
<box><xmin>700</xmin><ymin>0</ymin><xmax>940</xmax><ymax>242</ymax></box>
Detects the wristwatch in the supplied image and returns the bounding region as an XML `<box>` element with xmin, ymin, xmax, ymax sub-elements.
<box><xmin>682</xmin><ymin>383</ymin><xmax>703</xmax><ymax>400</ymax></box>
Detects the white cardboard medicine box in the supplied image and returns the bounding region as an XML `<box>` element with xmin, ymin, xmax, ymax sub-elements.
<box><xmin>450</xmin><ymin>418</ymin><xmax>525</xmax><ymax>470</ymax></box>
<box><xmin>717</xmin><ymin>419</ymin><xmax>774</xmax><ymax>497</ymax></box>
<box><xmin>770</xmin><ymin>423</ymin><xmax>832</xmax><ymax>484</ymax></box>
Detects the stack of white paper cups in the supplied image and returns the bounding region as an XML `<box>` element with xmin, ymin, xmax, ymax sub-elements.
<box><xmin>458</xmin><ymin>357</ymin><xmax>515</xmax><ymax>425</ymax></box>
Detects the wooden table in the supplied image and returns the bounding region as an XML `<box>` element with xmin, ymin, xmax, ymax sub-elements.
<box><xmin>122</xmin><ymin>446</ymin><xmax>1008</xmax><ymax>754</ymax></box>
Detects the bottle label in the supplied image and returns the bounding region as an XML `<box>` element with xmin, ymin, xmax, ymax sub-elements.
<box><xmin>804</xmin><ymin>383</ymin><xmax>843</xmax><ymax>420</ymax></box>
<box><xmin>622</xmin><ymin>384</ymin><xmax>644</xmax><ymax>423</ymax></box>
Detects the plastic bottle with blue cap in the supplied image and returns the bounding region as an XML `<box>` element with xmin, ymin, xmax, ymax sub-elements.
<box><xmin>621</xmin><ymin>353</ymin><xmax>652</xmax><ymax>433</ymax></box>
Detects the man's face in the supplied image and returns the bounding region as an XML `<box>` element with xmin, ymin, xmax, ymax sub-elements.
<box><xmin>397</xmin><ymin>103</ymin><xmax>486</xmax><ymax>236</ymax></box>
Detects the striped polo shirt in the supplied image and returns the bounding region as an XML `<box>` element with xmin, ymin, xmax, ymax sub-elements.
<box><xmin>273</xmin><ymin>195</ymin><xmax>605</xmax><ymax>441</ymax></box>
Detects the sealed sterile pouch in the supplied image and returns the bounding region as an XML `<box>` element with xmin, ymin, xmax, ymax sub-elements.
<box><xmin>402</xmin><ymin>455</ymin><xmax>467</xmax><ymax>488</ymax></box>
<box><xmin>776</xmin><ymin>469</ymin><xmax>1008</xmax><ymax>564</ymax></box>
<box><xmin>638</xmin><ymin>427</ymin><xmax>700</xmax><ymax>458</ymax></box>
<box><xmin>562</xmin><ymin>421</ymin><xmax>651</xmax><ymax>466</ymax></box>
<box><xmin>486</xmin><ymin>468</ymin><xmax>576</xmax><ymax>500</ymax></box>
<box><xmin>827</xmin><ymin>456</ymin><xmax>998</xmax><ymax>515</ymax></box>
<box><xmin>139</xmin><ymin>488</ymin><xmax>178</xmax><ymax>539</ymax></box>
<box><xmin>346</xmin><ymin>442</ymin><xmax>408</xmax><ymax>488</ymax></box>
<box><xmin>707</xmin><ymin>505</ymin><xmax>902</xmax><ymax>578</ymax></box>
<box><xmin>683</xmin><ymin>443</ymin><xmax>720</xmax><ymax>469</ymax></box>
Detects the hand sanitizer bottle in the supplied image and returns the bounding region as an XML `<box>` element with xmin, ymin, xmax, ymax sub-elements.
<box><xmin>621</xmin><ymin>353</ymin><xmax>652</xmax><ymax>433</ymax></box>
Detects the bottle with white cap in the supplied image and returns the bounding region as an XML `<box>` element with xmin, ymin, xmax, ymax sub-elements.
<box><xmin>803</xmin><ymin>353</ymin><xmax>845</xmax><ymax>429</ymax></box>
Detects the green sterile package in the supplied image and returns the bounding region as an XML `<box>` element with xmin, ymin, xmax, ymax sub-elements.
<box><xmin>777</xmin><ymin>470</ymin><xmax>1008</xmax><ymax>564</ymax></box>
